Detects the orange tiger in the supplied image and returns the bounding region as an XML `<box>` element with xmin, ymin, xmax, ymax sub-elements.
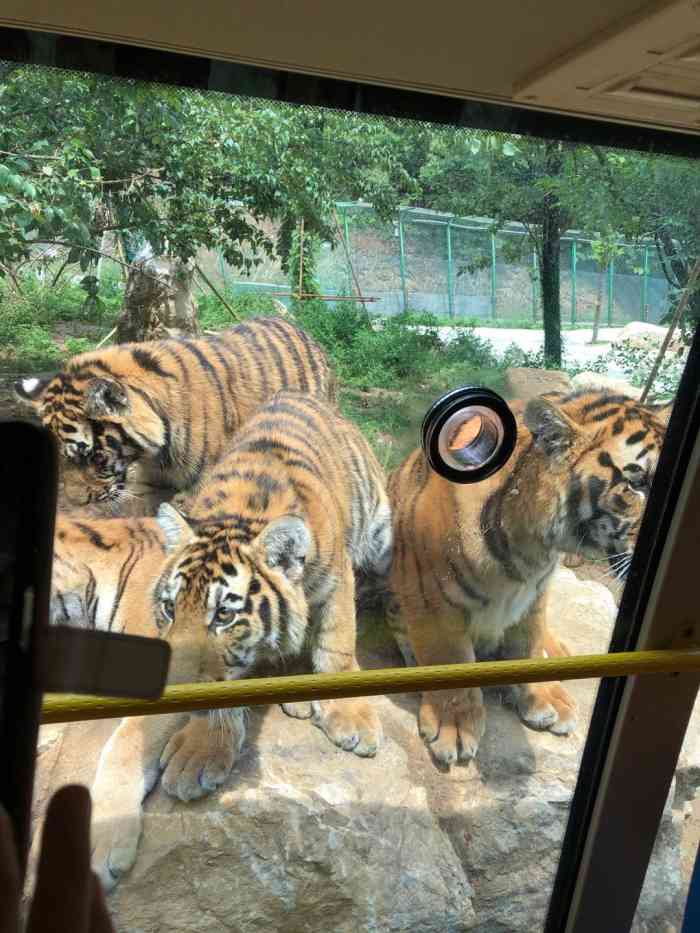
<box><xmin>51</xmin><ymin>514</ymin><xmax>167</xmax><ymax>633</ymax></box>
<box><xmin>387</xmin><ymin>389</ymin><xmax>667</xmax><ymax>767</ymax></box>
<box><xmin>15</xmin><ymin>316</ymin><xmax>336</xmax><ymax>511</ymax></box>
<box><xmin>88</xmin><ymin>390</ymin><xmax>391</xmax><ymax>891</ymax></box>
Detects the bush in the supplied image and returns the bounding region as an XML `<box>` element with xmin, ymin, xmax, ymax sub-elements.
<box><xmin>292</xmin><ymin>303</ymin><xmax>446</xmax><ymax>389</ymax></box>
<box><xmin>606</xmin><ymin>340</ymin><xmax>685</xmax><ymax>401</ymax></box>
<box><xmin>197</xmin><ymin>289</ymin><xmax>282</xmax><ymax>328</ymax></box>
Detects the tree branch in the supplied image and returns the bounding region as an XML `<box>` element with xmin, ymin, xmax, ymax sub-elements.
<box><xmin>30</xmin><ymin>240</ymin><xmax>166</xmax><ymax>286</ymax></box>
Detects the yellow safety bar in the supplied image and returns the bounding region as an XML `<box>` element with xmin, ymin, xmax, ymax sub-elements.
<box><xmin>41</xmin><ymin>648</ymin><xmax>700</xmax><ymax>724</ymax></box>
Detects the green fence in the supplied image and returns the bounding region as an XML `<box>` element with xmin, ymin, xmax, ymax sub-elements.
<box><xmin>217</xmin><ymin>202</ymin><xmax>671</xmax><ymax>326</ymax></box>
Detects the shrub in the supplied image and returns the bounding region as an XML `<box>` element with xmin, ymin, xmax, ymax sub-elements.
<box><xmin>197</xmin><ymin>289</ymin><xmax>281</xmax><ymax>328</ymax></box>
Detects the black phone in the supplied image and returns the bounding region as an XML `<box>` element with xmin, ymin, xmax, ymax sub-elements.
<box><xmin>0</xmin><ymin>420</ymin><xmax>171</xmax><ymax>876</ymax></box>
<box><xmin>0</xmin><ymin>420</ymin><xmax>59</xmax><ymax>875</ymax></box>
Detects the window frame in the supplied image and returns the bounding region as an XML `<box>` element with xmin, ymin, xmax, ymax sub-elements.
<box><xmin>2</xmin><ymin>26</ymin><xmax>699</xmax><ymax>930</ymax></box>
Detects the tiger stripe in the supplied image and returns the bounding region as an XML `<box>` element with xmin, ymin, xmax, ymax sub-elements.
<box><xmin>50</xmin><ymin>515</ymin><xmax>168</xmax><ymax>636</ymax></box>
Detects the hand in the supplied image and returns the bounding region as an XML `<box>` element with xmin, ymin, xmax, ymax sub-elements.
<box><xmin>0</xmin><ymin>784</ymin><xmax>115</xmax><ymax>933</ymax></box>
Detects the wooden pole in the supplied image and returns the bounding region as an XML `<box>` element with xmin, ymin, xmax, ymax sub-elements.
<box><xmin>194</xmin><ymin>264</ymin><xmax>242</xmax><ymax>323</ymax></box>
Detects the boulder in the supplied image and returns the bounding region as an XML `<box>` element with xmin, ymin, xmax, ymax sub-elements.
<box><xmin>30</xmin><ymin>567</ymin><xmax>698</xmax><ymax>932</ymax></box>
<box><xmin>613</xmin><ymin>322</ymin><xmax>685</xmax><ymax>356</ymax></box>
<box><xmin>505</xmin><ymin>367</ymin><xmax>572</xmax><ymax>403</ymax></box>
<box><xmin>571</xmin><ymin>371</ymin><xmax>642</xmax><ymax>400</ymax></box>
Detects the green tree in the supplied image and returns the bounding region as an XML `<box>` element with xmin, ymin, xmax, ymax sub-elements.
<box><xmin>420</xmin><ymin>132</ymin><xmax>585</xmax><ymax>365</ymax></box>
<box><xmin>0</xmin><ymin>69</ymin><xmax>414</xmax><ymax>299</ymax></box>
<box><xmin>590</xmin><ymin>149</ymin><xmax>700</xmax><ymax>338</ymax></box>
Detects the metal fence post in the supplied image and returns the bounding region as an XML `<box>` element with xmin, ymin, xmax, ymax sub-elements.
<box><xmin>607</xmin><ymin>257</ymin><xmax>615</xmax><ymax>326</ymax></box>
<box><xmin>446</xmin><ymin>220</ymin><xmax>454</xmax><ymax>318</ymax></box>
<box><xmin>342</xmin><ymin>207</ymin><xmax>352</xmax><ymax>296</ymax></box>
<box><xmin>398</xmin><ymin>209</ymin><xmax>408</xmax><ymax>312</ymax></box>
<box><xmin>642</xmin><ymin>244</ymin><xmax>650</xmax><ymax>321</ymax></box>
<box><xmin>571</xmin><ymin>238</ymin><xmax>577</xmax><ymax>324</ymax></box>
<box><xmin>490</xmin><ymin>232</ymin><xmax>497</xmax><ymax>319</ymax></box>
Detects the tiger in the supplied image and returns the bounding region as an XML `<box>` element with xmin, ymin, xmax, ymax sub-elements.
<box><xmin>14</xmin><ymin>316</ymin><xmax>336</xmax><ymax>512</ymax></box>
<box><xmin>51</xmin><ymin>513</ymin><xmax>167</xmax><ymax>633</ymax></box>
<box><xmin>387</xmin><ymin>389</ymin><xmax>667</xmax><ymax>767</ymax></box>
<box><xmin>57</xmin><ymin>454</ymin><xmax>174</xmax><ymax>517</ymax></box>
<box><xmin>88</xmin><ymin>390</ymin><xmax>392</xmax><ymax>892</ymax></box>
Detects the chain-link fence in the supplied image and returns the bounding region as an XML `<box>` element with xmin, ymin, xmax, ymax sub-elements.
<box><xmin>214</xmin><ymin>202</ymin><xmax>671</xmax><ymax>325</ymax></box>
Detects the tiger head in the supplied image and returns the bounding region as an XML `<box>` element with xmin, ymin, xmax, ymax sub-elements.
<box><xmin>14</xmin><ymin>370</ymin><xmax>135</xmax><ymax>465</ymax></box>
<box><xmin>59</xmin><ymin>445</ymin><xmax>167</xmax><ymax>518</ymax></box>
<box><xmin>152</xmin><ymin>504</ymin><xmax>311</xmax><ymax>680</ymax></box>
<box><xmin>523</xmin><ymin>391</ymin><xmax>668</xmax><ymax>579</ymax></box>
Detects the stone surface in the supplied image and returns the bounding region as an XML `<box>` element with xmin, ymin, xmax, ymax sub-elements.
<box><xmin>30</xmin><ymin>566</ymin><xmax>699</xmax><ymax>932</ymax></box>
<box><xmin>504</xmin><ymin>367</ymin><xmax>572</xmax><ymax>403</ymax></box>
<box><xmin>613</xmin><ymin>322</ymin><xmax>685</xmax><ymax>356</ymax></box>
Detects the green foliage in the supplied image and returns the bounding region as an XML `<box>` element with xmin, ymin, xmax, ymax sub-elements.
<box><xmin>292</xmin><ymin>302</ymin><xmax>500</xmax><ymax>392</ymax></box>
<box><xmin>0</xmin><ymin>69</ymin><xmax>415</xmax><ymax>288</ymax></box>
<box><xmin>605</xmin><ymin>341</ymin><xmax>684</xmax><ymax>401</ymax></box>
<box><xmin>0</xmin><ymin>272</ymin><xmax>115</xmax><ymax>371</ymax></box>
<box><xmin>196</xmin><ymin>289</ymin><xmax>280</xmax><ymax>328</ymax></box>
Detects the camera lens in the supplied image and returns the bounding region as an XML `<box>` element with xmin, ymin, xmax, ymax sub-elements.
<box><xmin>421</xmin><ymin>386</ymin><xmax>517</xmax><ymax>484</ymax></box>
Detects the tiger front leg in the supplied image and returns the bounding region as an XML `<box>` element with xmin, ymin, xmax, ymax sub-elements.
<box><xmin>306</xmin><ymin>565</ymin><xmax>383</xmax><ymax>757</ymax></box>
<box><xmin>501</xmin><ymin>593</ymin><xmax>577</xmax><ymax>736</ymax></box>
<box><xmin>160</xmin><ymin>708</ymin><xmax>246</xmax><ymax>802</ymax></box>
<box><xmin>408</xmin><ymin>609</ymin><xmax>485</xmax><ymax>767</ymax></box>
<box><xmin>91</xmin><ymin>712</ymin><xmax>186</xmax><ymax>893</ymax></box>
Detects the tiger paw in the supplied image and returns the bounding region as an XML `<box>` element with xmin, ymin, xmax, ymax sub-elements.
<box><xmin>314</xmin><ymin>698</ymin><xmax>383</xmax><ymax>757</ymax></box>
<box><xmin>160</xmin><ymin>714</ymin><xmax>244</xmax><ymax>802</ymax></box>
<box><xmin>91</xmin><ymin>799</ymin><xmax>143</xmax><ymax>894</ymax></box>
<box><xmin>281</xmin><ymin>701</ymin><xmax>314</xmax><ymax>719</ymax></box>
<box><xmin>517</xmin><ymin>682</ymin><xmax>577</xmax><ymax>735</ymax></box>
<box><xmin>419</xmin><ymin>688</ymin><xmax>485</xmax><ymax>766</ymax></box>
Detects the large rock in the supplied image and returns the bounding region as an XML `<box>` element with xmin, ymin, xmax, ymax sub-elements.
<box><xmin>505</xmin><ymin>367</ymin><xmax>572</xmax><ymax>403</ymax></box>
<box><xmin>31</xmin><ymin>567</ymin><xmax>699</xmax><ymax>932</ymax></box>
<box><xmin>613</xmin><ymin>322</ymin><xmax>685</xmax><ymax>357</ymax></box>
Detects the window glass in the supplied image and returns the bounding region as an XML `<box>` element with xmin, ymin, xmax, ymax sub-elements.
<box><xmin>2</xmin><ymin>61</ymin><xmax>697</xmax><ymax>930</ymax></box>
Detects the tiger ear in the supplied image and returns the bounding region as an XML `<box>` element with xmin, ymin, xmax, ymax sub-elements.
<box><xmin>14</xmin><ymin>375</ymin><xmax>53</xmax><ymax>409</ymax></box>
<box><xmin>524</xmin><ymin>397</ymin><xmax>578</xmax><ymax>458</ymax></box>
<box><xmin>156</xmin><ymin>503</ymin><xmax>195</xmax><ymax>554</ymax></box>
<box><xmin>85</xmin><ymin>378</ymin><xmax>129</xmax><ymax>418</ymax></box>
<box><xmin>255</xmin><ymin>515</ymin><xmax>311</xmax><ymax>583</ymax></box>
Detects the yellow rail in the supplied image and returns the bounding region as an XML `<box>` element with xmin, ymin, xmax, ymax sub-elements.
<box><xmin>41</xmin><ymin>648</ymin><xmax>700</xmax><ymax>724</ymax></box>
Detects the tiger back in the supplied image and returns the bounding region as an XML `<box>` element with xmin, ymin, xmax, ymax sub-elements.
<box><xmin>51</xmin><ymin>514</ymin><xmax>167</xmax><ymax>635</ymax></box>
<box><xmin>15</xmin><ymin>316</ymin><xmax>336</xmax><ymax>510</ymax></box>
<box><xmin>387</xmin><ymin>389</ymin><xmax>667</xmax><ymax>767</ymax></box>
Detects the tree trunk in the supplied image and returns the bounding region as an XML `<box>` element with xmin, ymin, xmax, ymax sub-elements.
<box><xmin>590</xmin><ymin>266</ymin><xmax>605</xmax><ymax>344</ymax></box>
<box><xmin>540</xmin><ymin>141</ymin><xmax>563</xmax><ymax>367</ymax></box>
<box><xmin>116</xmin><ymin>256</ymin><xmax>200</xmax><ymax>344</ymax></box>
<box><xmin>657</xmin><ymin>228</ymin><xmax>700</xmax><ymax>332</ymax></box>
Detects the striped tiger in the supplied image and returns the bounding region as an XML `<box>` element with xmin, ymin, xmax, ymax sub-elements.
<box><xmin>387</xmin><ymin>389</ymin><xmax>667</xmax><ymax>767</ymax></box>
<box><xmin>15</xmin><ymin>316</ymin><xmax>336</xmax><ymax>512</ymax></box>
<box><xmin>57</xmin><ymin>454</ymin><xmax>173</xmax><ymax>517</ymax></box>
<box><xmin>51</xmin><ymin>514</ymin><xmax>167</xmax><ymax>633</ymax></box>
<box><xmin>89</xmin><ymin>390</ymin><xmax>392</xmax><ymax>891</ymax></box>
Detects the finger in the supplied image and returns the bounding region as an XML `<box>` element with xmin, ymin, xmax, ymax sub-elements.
<box><xmin>89</xmin><ymin>872</ymin><xmax>116</xmax><ymax>933</ymax></box>
<box><xmin>0</xmin><ymin>805</ymin><xmax>21</xmax><ymax>933</ymax></box>
<box><xmin>28</xmin><ymin>785</ymin><xmax>93</xmax><ymax>933</ymax></box>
